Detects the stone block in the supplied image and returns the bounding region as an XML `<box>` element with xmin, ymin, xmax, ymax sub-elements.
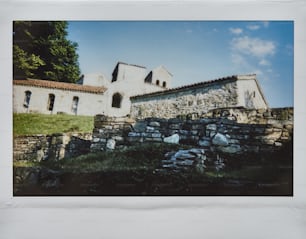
<box><xmin>128</xmin><ymin>132</ymin><xmax>141</xmax><ymax>137</ymax></box>
<box><xmin>152</xmin><ymin>133</ymin><xmax>162</xmax><ymax>138</ymax></box>
<box><xmin>198</xmin><ymin>139</ymin><xmax>211</xmax><ymax>147</ymax></box>
<box><xmin>206</xmin><ymin>124</ymin><xmax>217</xmax><ymax>131</ymax></box>
<box><xmin>274</xmin><ymin>142</ymin><xmax>282</xmax><ymax>147</ymax></box>
<box><xmin>92</xmin><ymin>137</ymin><xmax>100</xmax><ymax>143</ymax></box>
<box><xmin>149</xmin><ymin>121</ymin><xmax>160</xmax><ymax>127</ymax></box>
<box><xmin>212</xmin><ymin>133</ymin><xmax>229</xmax><ymax>146</ymax></box>
<box><xmin>164</xmin><ymin>134</ymin><xmax>180</xmax><ymax>144</ymax></box>
<box><xmin>169</xmin><ymin>123</ymin><xmax>182</xmax><ymax>130</ymax></box>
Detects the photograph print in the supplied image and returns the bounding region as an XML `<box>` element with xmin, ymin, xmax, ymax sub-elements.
<box><xmin>13</xmin><ymin>21</ymin><xmax>293</xmax><ymax>196</ymax></box>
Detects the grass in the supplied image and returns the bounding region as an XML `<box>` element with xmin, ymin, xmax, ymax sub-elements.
<box><xmin>13</xmin><ymin>113</ymin><xmax>94</xmax><ymax>136</ymax></box>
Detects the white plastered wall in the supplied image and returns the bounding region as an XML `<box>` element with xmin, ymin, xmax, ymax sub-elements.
<box><xmin>151</xmin><ymin>66</ymin><xmax>172</xmax><ymax>88</ymax></box>
<box><xmin>13</xmin><ymin>85</ymin><xmax>106</xmax><ymax>116</ymax></box>
<box><xmin>105</xmin><ymin>63</ymin><xmax>168</xmax><ymax>117</ymax></box>
<box><xmin>236</xmin><ymin>78</ymin><xmax>268</xmax><ymax>109</ymax></box>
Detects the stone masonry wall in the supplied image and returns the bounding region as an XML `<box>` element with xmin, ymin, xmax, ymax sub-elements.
<box><xmin>90</xmin><ymin>115</ymin><xmax>135</xmax><ymax>151</ymax></box>
<box><xmin>91</xmin><ymin>107</ymin><xmax>293</xmax><ymax>155</ymax></box>
<box><xmin>130</xmin><ymin>80</ymin><xmax>238</xmax><ymax>119</ymax></box>
<box><xmin>13</xmin><ymin>133</ymin><xmax>92</xmax><ymax>161</ymax></box>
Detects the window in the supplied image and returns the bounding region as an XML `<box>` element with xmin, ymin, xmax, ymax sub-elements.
<box><xmin>156</xmin><ymin>80</ymin><xmax>160</xmax><ymax>86</ymax></box>
<box><xmin>112</xmin><ymin>93</ymin><xmax>122</xmax><ymax>108</ymax></box>
<box><xmin>47</xmin><ymin>94</ymin><xmax>55</xmax><ymax>111</ymax></box>
<box><xmin>144</xmin><ymin>71</ymin><xmax>153</xmax><ymax>83</ymax></box>
<box><xmin>72</xmin><ymin>96</ymin><xmax>79</xmax><ymax>115</ymax></box>
<box><xmin>162</xmin><ymin>81</ymin><xmax>167</xmax><ymax>88</ymax></box>
<box><xmin>23</xmin><ymin>91</ymin><xmax>31</xmax><ymax>108</ymax></box>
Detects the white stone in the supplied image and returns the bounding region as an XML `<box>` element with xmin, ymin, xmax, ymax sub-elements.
<box><xmin>174</xmin><ymin>150</ymin><xmax>196</xmax><ymax>160</ymax></box>
<box><xmin>146</xmin><ymin>126</ymin><xmax>155</xmax><ymax>132</ymax></box>
<box><xmin>149</xmin><ymin>121</ymin><xmax>160</xmax><ymax>127</ymax></box>
<box><xmin>274</xmin><ymin>142</ymin><xmax>282</xmax><ymax>147</ymax></box>
<box><xmin>106</xmin><ymin>139</ymin><xmax>116</xmax><ymax>150</ymax></box>
<box><xmin>92</xmin><ymin>137</ymin><xmax>100</xmax><ymax>143</ymax></box>
<box><xmin>212</xmin><ymin>133</ymin><xmax>229</xmax><ymax>146</ymax></box>
<box><xmin>163</xmin><ymin>134</ymin><xmax>180</xmax><ymax>144</ymax></box>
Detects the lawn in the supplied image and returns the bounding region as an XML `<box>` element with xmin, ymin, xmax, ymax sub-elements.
<box><xmin>13</xmin><ymin>113</ymin><xmax>94</xmax><ymax>136</ymax></box>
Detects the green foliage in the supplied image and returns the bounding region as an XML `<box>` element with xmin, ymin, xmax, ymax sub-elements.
<box><xmin>13</xmin><ymin>21</ymin><xmax>80</xmax><ymax>82</ymax></box>
<box><xmin>13</xmin><ymin>45</ymin><xmax>45</xmax><ymax>78</ymax></box>
<box><xmin>13</xmin><ymin>113</ymin><xmax>93</xmax><ymax>136</ymax></box>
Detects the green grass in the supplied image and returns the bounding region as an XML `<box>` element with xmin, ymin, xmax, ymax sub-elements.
<box><xmin>14</xmin><ymin>143</ymin><xmax>192</xmax><ymax>173</ymax></box>
<box><xmin>13</xmin><ymin>113</ymin><xmax>94</xmax><ymax>136</ymax></box>
<box><xmin>53</xmin><ymin>143</ymin><xmax>191</xmax><ymax>173</ymax></box>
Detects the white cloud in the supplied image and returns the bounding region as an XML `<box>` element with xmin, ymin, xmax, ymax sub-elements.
<box><xmin>259</xmin><ymin>59</ymin><xmax>271</xmax><ymax>66</ymax></box>
<box><xmin>247</xmin><ymin>25</ymin><xmax>260</xmax><ymax>31</ymax></box>
<box><xmin>231</xmin><ymin>36</ymin><xmax>276</xmax><ymax>58</ymax></box>
<box><xmin>231</xmin><ymin>53</ymin><xmax>247</xmax><ymax>66</ymax></box>
<box><xmin>229</xmin><ymin>27</ymin><xmax>243</xmax><ymax>35</ymax></box>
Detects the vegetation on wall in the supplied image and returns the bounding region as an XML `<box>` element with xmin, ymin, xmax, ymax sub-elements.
<box><xmin>13</xmin><ymin>21</ymin><xmax>81</xmax><ymax>83</ymax></box>
<box><xmin>13</xmin><ymin>113</ymin><xmax>93</xmax><ymax>136</ymax></box>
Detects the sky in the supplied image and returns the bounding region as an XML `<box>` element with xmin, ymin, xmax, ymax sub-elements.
<box><xmin>67</xmin><ymin>21</ymin><xmax>293</xmax><ymax>107</ymax></box>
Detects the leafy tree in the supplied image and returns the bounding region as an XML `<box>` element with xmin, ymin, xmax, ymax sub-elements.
<box><xmin>13</xmin><ymin>21</ymin><xmax>81</xmax><ymax>83</ymax></box>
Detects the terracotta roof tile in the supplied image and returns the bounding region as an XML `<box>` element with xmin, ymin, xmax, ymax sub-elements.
<box><xmin>13</xmin><ymin>79</ymin><xmax>107</xmax><ymax>94</ymax></box>
<box><xmin>130</xmin><ymin>75</ymin><xmax>242</xmax><ymax>99</ymax></box>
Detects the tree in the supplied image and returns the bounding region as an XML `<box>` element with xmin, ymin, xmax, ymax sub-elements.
<box><xmin>13</xmin><ymin>21</ymin><xmax>81</xmax><ymax>83</ymax></box>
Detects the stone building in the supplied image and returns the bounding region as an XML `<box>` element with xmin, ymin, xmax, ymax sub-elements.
<box><xmin>130</xmin><ymin>74</ymin><xmax>268</xmax><ymax>119</ymax></box>
<box><xmin>13</xmin><ymin>62</ymin><xmax>268</xmax><ymax>118</ymax></box>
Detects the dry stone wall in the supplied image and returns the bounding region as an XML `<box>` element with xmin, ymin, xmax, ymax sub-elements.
<box><xmin>91</xmin><ymin>107</ymin><xmax>293</xmax><ymax>155</ymax></box>
<box><xmin>90</xmin><ymin>115</ymin><xmax>135</xmax><ymax>151</ymax></box>
<box><xmin>13</xmin><ymin>133</ymin><xmax>92</xmax><ymax>161</ymax></box>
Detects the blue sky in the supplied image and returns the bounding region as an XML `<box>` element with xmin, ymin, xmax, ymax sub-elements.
<box><xmin>67</xmin><ymin>21</ymin><xmax>293</xmax><ymax>107</ymax></box>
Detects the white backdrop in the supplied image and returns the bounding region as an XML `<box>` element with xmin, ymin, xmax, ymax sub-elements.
<box><xmin>1</xmin><ymin>1</ymin><xmax>306</xmax><ymax>238</ymax></box>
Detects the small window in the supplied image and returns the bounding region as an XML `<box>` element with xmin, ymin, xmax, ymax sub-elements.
<box><xmin>156</xmin><ymin>80</ymin><xmax>160</xmax><ymax>86</ymax></box>
<box><xmin>162</xmin><ymin>81</ymin><xmax>167</xmax><ymax>88</ymax></box>
<box><xmin>23</xmin><ymin>90</ymin><xmax>31</xmax><ymax>108</ymax></box>
<box><xmin>112</xmin><ymin>93</ymin><xmax>122</xmax><ymax>108</ymax></box>
<box><xmin>253</xmin><ymin>91</ymin><xmax>256</xmax><ymax>97</ymax></box>
<box><xmin>47</xmin><ymin>94</ymin><xmax>55</xmax><ymax>111</ymax></box>
<box><xmin>72</xmin><ymin>96</ymin><xmax>79</xmax><ymax>115</ymax></box>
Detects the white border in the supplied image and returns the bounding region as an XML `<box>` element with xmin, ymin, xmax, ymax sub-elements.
<box><xmin>1</xmin><ymin>1</ymin><xmax>306</xmax><ymax>238</ymax></box>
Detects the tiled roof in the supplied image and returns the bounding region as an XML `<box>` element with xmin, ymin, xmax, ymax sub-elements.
<box><xmin>13</xmin><ymin>79</ymin><xmax>107</xmax><ymax>94</ymax></box>
<box><xmin>131</xmin><ymin>75</ymin><xmax>244</xmax><ymax>99</ymax></box>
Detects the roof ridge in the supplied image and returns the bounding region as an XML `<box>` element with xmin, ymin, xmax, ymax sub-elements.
<box><xmin>13</xmin><ymin>79</ymin><xmax>107</xmax><ymax>94</ymax></box>
<box><xmin>131</xmin><ymin>74</ymin><xmax>241</xmax><ymax>99</ymax></box>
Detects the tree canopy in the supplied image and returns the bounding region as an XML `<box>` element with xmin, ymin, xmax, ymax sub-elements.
<box><xmin>13</xmin><ymin>21</ymin><xmax>81</xmax><ymax>83</ymax></box>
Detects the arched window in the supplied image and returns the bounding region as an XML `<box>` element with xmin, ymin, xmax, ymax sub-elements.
<box><xmin>162</xmin><ymin>81</ymin><xmax>167</xmax><ymax>88</ymax></box>
<box><xmin>156</xmin><ymin>80</ymin><xmax>160</xmax><ymax>86</ymax></box>
<box><xmin>112</xmin><ymin>93</ymin><xmax>122</xmax><ymax>108</ymax></box>
<box><xmin>23</xmin><ymin>90</ymin><xmax>32</xmax><ymax>108</ymax></box>
<box><xmin>47</xmin><ymin>94</ymin><xmax>55</xmax><ymax>111</ymax></box>
<box><xmin>72</xmin><ymin>96</ymin><xmax>79</xmax><ymax>115</ymax></box>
